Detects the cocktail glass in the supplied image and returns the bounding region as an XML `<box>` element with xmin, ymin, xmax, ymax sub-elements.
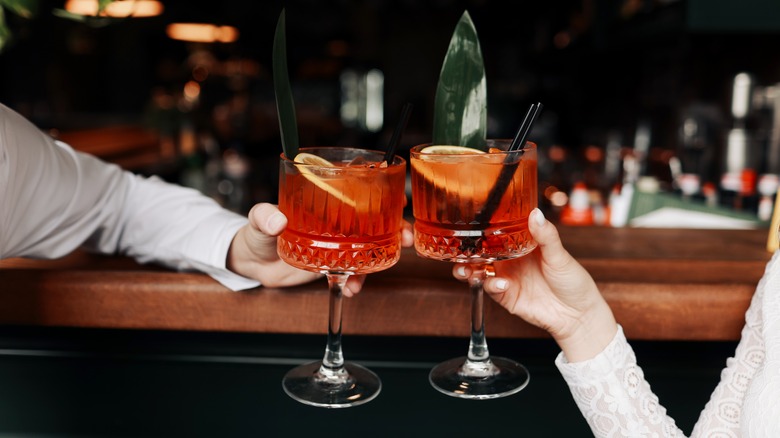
<box><xmin>410</xmin><ymin>139</ymin><xmax>537</xmax><ymax>399</ymax></box>
<box><xmin>278</xmin><ymin>147</ymin><xmax>406</xmax><ymax>408</ymax></box>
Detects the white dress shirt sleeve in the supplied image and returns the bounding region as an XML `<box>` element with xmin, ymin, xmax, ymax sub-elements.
<box><xmin>0</xmin><ymin>102</ymin><xmax>260</xmax><ymax>291</ymax></box>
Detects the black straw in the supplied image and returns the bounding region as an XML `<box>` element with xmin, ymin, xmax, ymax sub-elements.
<box><xmin>475</xmin><ymin>102</ymin><xmax>543</xmax><ymax>223</ymax></box>
<box><xmin>509</xmin><ymin>102</ymin><xmax>543</xmax><ymax>152</ymax></box>
<box><xmin>383</xmin><ymin>102</ymin><xmax>413</xmax><ymax>164</ymax></box>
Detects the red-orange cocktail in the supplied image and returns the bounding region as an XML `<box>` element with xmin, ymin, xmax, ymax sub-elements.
<box><xmin>410</xmin><ymin>138</ymin><xmax>537</xmax><ymax>400</ymax></box>
<box><xmin>278</xmin><ymin>147</ymin><xmax>406</xmax><ymax>275</ymax></box>
<box><xmin>278</xmin><ymin>146</ymin><xmax>406</xmax><ymax>409</ymax></box>
<box><xmin>411</xmin><ymin>139</ymin><xmax>538</xmax><ymax>264</ymax></box>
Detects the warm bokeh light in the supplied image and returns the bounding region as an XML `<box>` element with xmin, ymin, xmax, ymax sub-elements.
<box><xmin>166</xmin><ymin>23</ymin><xmax>240</xmax><ymax>43</ymax></box>
<box><xmin>553</xmin><ymin>30</ymin><xmax>571</xmax><ymax>49</ymax></box>
<box><xmin>584</xmin><ymin>145</ymin><xmax>604</xmax><ymax>163</ymax></box>
<box><xmin>550</xmin><ymin>190</ymin><xmax>569</xmax><ymax>207</ymax></box>
<box><xmin>183</xmin><ymin>80</ymin><xmax>201</xmax><ymax>102</ymax></box>
<box><xmin>65</xmin><ymin>0</ymin><xmax>164</xmax><ymax>17</ymax></box>
<box><xmin>549</xmin><ymin>145</ymin><xmax>567</xmax><ymax>162</ymax></box>
<box><xmin>544</xmin><ymin>185</ymin><xmax>569</xmax><ymax>207</ymax></box>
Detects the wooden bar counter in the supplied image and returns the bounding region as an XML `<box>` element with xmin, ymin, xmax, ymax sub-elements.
<box><xmin>0</xmin><ymin>226</ymin><xmax>771</xmax><ymax>341</ymax></box>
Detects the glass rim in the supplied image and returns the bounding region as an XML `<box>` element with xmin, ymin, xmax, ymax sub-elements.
<box><xmin>280</xmin><ymin>146</ymin><xmax>406</xmax><ymax>167</ymax></box>
<box><xmin>409</xmin><ymin>139</ymin><xmax>536</xmax><ymax>157</ymax></box>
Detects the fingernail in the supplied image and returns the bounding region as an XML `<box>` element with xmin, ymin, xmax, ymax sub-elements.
<box><xmin>532</xmin><ymin>208</ymin><xmax>546</xmax><ymax>228</ymax></box>
<box><xmin>494</xmin><ymin>279</ymin><xmax>508</xmax><ymax>291</ymax></box>
<box><xmin>267</xmin><ymin>212</ymin><xmax>286</xmax><ymax>231</ymax></box>
<box><xmin>456</xmin><ymin>265</ymin><xmax>467</xmax><ymax>277</ymax></box>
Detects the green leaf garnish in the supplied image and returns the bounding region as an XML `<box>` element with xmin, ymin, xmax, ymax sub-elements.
<box><xmin>432</xmin><ymin>10</ymin><xmax>487</xmax><ymax>151</ymax></box>
<box><xmin>272</xmin><ymin>9</ymin><xmax>299</xmax><ymax>159</ymax></box>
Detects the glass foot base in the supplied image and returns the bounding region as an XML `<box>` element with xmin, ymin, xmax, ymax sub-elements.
<box><xmin>429</xmin><ymin>356</ymin><xmax>529</xmax><ymax>400</ymax></box>
<box><xmin>282</xmin><ymin>361</ymin><xmax>381</xmax><ymax>408</ymax></box>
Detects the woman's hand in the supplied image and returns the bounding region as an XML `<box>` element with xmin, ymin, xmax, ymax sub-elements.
<box><xmin>452</xmin><ymin>208</ymin><xmax>618</xmax><ymax>362</ymax></box>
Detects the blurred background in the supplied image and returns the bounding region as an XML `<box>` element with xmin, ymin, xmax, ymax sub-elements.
<box><xmin>2</xmin><ymin>0</ymin><xmax>780</xmax><ymax>224</ymax></box>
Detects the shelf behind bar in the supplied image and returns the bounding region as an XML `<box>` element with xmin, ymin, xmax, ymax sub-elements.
<box><xmin>0</xmin><ymin>226</ymin><xmax>772</xmax><ymax>341</ymax></box>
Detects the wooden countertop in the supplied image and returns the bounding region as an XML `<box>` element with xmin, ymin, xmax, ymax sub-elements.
<box><xmin>0</xmin><ymin>227</ymin><xmax>772</xmax><ymax>341</ymax></box>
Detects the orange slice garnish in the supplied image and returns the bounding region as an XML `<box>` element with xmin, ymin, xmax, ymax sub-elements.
<box><xmin>294</xmin><ymin>153</ymin><xmax>357</xmax><ymax>208</ymax></box>
<box><xmin>414</xmin><ymin>145</ymin><xmax>510</xmax><ymax>196</ymax></box>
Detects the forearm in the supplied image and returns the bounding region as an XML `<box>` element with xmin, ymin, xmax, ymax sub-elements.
<box><xmin>114</xmin><ymin>174</ymin><xmax>261</xmax><ymax>290</ymax></box>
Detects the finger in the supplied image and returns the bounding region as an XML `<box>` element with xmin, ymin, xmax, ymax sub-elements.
<box><xmin>401</xmin><ymin>221</ymin><xmax>414</xmax><ymax>247</ymax></box>
<box><xmin>249</xmin><ymin>203</ymin><xmax>287</xmax><ymax>237</ymax></box>
<box><xmin>528</xmin><ymin>208</ymin><xmax>572</xmax><ymax>269</ymax></box>
<box><xmin>484</xmin><ymin>276</ymin><xmax>510</xmax><ymax>295</ymax></box>
<box><xmin>259</xmin><ymin>264</ymin><xmax>324</xmax><ymax>288</ymax></box>
<box><xmin>343</xmin><ymin>275</ymin><xmax>366</xmax><ymax>298</ymax></box>
<box><xmin>451</xmin><ymin>264</ymin><xmax>471</xmax><ymax>281</ymax></box>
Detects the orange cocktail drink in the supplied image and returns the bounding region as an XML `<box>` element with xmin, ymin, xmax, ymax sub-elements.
<box><xmin>411</xmin><ymin>139</ymin><xmax>538</xmax><ymax>264</ymax></box>
<box><xmin>278</xmin><ymin>147</ymin><xmax>406</xmax><ymax>275</ymax></box>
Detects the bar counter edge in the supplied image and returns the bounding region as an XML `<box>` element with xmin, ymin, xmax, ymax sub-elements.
<box><xmin>0</xmin><ymin>226</ymin><xmax>772</xmax><ymax>342</ymax></box>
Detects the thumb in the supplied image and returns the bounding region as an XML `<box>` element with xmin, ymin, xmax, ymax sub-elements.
<box><xmin>246</xmin><ymin>203</ymin><xmax>287</xmax><ymax>261</ymax></box>
<box><xmin>528</xmin><ymin>208</ymin><xmax>573</xmax><ymax>269</ymax></box>
<box><xmin>249</xmin><ymin>203</ymin><xmax>287</xmax><ymax>237</ymax></box>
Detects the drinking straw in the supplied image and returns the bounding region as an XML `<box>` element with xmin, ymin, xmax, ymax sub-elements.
<box><xmin>383</xmin><ymin>102</ymin><xmax>413</xmax><ymax>164</ymax></box>
<box><xmin>475</xmin><ymin>102</ymin><xmax>543</xmax><ymax>223</ymax></box>
<box><xmin>509</xmin><ymin>102</ymin><xmax>543</xmax><ymax>152</ymax></box>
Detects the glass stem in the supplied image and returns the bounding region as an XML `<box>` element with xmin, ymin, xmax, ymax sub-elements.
<box><xmin>320</xmin><ymin>273</ymin><xmax>348</xmax><ymax>380</ymax></box>
<box><xmin>467</xmin><ymin>264</ymin><xmax>490</xmax><ymax>363</ymax></box>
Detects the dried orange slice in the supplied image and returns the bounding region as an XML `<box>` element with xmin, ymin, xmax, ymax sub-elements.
<box><xmin>413</xmin><ymin>145</ymin><xmax>505</xmax><ymax>195</ymax></box>
<box><xmin>419</xmin><ymin>144</ymin><xmax>504</xmax><ymax>164</ymax></box>
<box><xmin>420</xmin><ymin>145</ymin><xmax>485</xmax><ymax>155</ymax></box>
<box><xmin>294</xmin><ymin>152</ymin><xmax>335</xmax><ymax>167</ymax></box>
<box><xmin>293</xmin><ymin>152</ymin><xmax>356</xmax><ymax>208</ymax></box>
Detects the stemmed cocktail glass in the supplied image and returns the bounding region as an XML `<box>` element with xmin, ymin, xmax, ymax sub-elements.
<box><xmin>278</xmin><ymin>147</ymin><xmax>406</xmax><ymax>408</ymax></box>
<box><xmin>410</xmin><ymin>138</ymin><xmax>538</xmax><ymax>399</ymax></box>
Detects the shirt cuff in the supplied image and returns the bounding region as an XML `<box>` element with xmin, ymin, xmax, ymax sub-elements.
<box><xmin>189</xmin><ymin>210</ymin><xmax>261</xmax><ymax>291</ymax></box>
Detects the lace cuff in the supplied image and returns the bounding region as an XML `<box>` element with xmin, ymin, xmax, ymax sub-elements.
<box><xmin>555</xmin><ymin>325</ymin><xmax>633</xmax><ymax>381</ymax></box>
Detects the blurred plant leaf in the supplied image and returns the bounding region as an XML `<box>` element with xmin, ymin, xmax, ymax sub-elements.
<box><xmin>0</xmin><ymin>0</ymin><xmax>39</xmax><ymax>52</ymax></box>
<box><xmin>52</xmin><ymin>0</ymin><xmax>120</xmax><ymax>27</ymax></box>
<box><xmin>0</xmin><ymin>10</ymin><xmax>9</xmax><ymax>52</ymax></box>
<box><xmin>273</xmin><ymin>9</ymin><xmax>299</xmax><ymax>159</ymax></box>
<box><xmin>0</xmin><ymin>0</ymin><xmax>38</xmax><ymax>19</ymax></box>
<box><xmin>0</xmin><ymin>0</ymin><xmax>119</xmax><ymax>52</ymax></box>
<box><xmin>51</xmin><ymin>8</ymin><xmax>122</xmax><ymax>27</ymax></box>
<box><xmin>432</xmin><ymin>10</ymin><xmax>487</xmax><ymax>150</ymax></box>
<box><xmin>98</xmin><ymin>0</ymin><xmax>114</xmax><ymax>12</ymax></box>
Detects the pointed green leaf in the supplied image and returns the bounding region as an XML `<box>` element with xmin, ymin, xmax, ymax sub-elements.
<box><xmin>432</xmin><ymin>10</ymin><xmax>487</xmax><ymax>150</ymax></box>
<box><xmin>272</xmin><ymin>9</ymin><xmax>299</xmax><ymax>159</ymax></box>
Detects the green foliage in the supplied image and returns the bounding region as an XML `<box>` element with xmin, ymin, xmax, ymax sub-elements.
<box><xmin>272</xmin><ymin>9</ymin><xmax>299</xmax><ymax>159</ymax></box>
<box><xmin>0</xmin><ymin>0</ymin><xmax>37</xmax><ymax>51</ymax></box>
<box><xmin>0</xmin><ymin>0</ymin><xmax>117</xmax><ymax>52</ymax></box>
<box><xmin>432</xmin><ymin>10</ymin><xmax>487</xmax><ymax>150</ymax></box>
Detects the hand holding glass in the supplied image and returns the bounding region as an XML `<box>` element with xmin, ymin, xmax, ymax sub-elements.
<box><xmin>410</xmin><ymin>139</ymin><xmax>538</xmax><ymax>399</ymax></box>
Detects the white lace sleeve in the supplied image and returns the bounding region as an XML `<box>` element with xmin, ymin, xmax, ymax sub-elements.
<box><xmin>690</xmin><ymin>251</ymin><xmax>771</xmax><ymax>437</ymax></box>
<box><xmin>555</xmin><ymin>254</ymin><xmax>771</xmax><ymax>438</ymax></box>
<box><xmin>556</xmin><ymin>325</ymin><xmax>686</xmax><ymax>437</ymax></box>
